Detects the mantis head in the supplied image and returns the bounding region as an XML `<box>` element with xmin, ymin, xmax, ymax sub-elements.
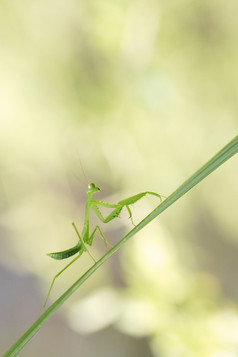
<box><xmin>87</xmin><ymin>182</ymin><xmax>101</xmax><ymax>194</ymax></box>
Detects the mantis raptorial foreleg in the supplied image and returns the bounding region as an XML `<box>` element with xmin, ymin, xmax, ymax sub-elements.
<box><xmin>92</xmin><ymin>190</ymin><xmax>164</xmax><ymax>226</ymax></box>
<box><xmin>44</xmin><ymin>183</ymin><xmax>165</xmax><ymax>309</ymax></box>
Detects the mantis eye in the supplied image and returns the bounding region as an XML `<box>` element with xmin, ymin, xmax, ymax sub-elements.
<box><xmin>88</xmin><ymin>183</ymin><xmax>100</xmax><ymax>192</ymax></box>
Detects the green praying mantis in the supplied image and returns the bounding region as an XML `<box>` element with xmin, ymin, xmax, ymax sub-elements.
<box><xmin>43</xmin><ymin>183</ymin><xmax>165</xmax><ymax>309</ymax></box>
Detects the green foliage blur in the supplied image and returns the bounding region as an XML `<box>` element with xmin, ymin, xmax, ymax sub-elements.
<box><xmin>0</xmin><ymin>1</ymin><xmax>237</xmax><ymax>356</ymax></box>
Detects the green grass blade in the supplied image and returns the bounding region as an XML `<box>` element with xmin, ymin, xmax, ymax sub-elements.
<box><xmin>3</xmin><ymin>135</ymin><xmax>238</xmax><ymax>357</ymax></box>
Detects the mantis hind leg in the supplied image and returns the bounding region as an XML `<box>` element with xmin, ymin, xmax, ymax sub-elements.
<box><xmin>43</xmin><ymin>252</ymin><xmax>83</xmax><ymax>310</ymax></box>
<box><xmin>43</xmin><ymin>223</ymin><xmax>96</xmax><ymax>310</ymax></box>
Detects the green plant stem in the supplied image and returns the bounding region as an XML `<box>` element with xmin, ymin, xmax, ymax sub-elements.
<box><xmin>3</xmin><ymin>135</ymin><xmax>238</xmax><ymax>357</ymax></box>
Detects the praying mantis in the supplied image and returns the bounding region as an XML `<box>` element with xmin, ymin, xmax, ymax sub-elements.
<box><xmin>43</xmin><ymin>183</ymin><xmax>164</xmax><ymax>309</ymax></box>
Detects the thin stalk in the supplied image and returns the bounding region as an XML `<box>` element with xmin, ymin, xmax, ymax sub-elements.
<box><xmin>3</xmin><ymin>135</ymin><xmax>238</xmax><ymax>357</ymax></box>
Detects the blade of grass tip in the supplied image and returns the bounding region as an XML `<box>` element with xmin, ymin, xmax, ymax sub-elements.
<box><xmin>3</xmin><ymin>135</ymin><xmax>238</xmax><ymax>357</ymax></box>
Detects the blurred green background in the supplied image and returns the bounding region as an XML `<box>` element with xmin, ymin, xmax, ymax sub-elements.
<box><xmin>0</xmin><ymin>0</ymin><xmax>237</xmax><ymax>356</ymax></box>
